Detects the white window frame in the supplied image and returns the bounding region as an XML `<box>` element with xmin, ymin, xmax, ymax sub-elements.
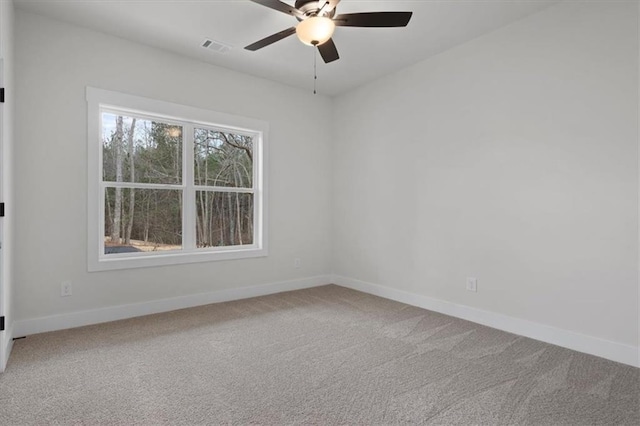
<box><xmin>87</xmin><ymin>87</ymin><xmax>268</xmax><ymax>272</ymax></box>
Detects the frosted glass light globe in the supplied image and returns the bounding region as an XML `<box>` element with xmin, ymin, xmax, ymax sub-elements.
<box><xmin>296</xmin><ymin>17</ymin><xmax>336</xmax><ymax>46</ymax></box>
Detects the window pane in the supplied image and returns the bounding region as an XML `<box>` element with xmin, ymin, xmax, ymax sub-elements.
<box><xmin>102</xmin><ymin>113</ymin><xmax>183</xmax><ymax>185</ymax></box>
<box><xmin>196</xmin><ymin>191</ymin><xmax>254</xmax><ymax>248</ymax></box>
<box><xmin>194</xmin><ymin>128</ymin><xmax>253</xmax><ymax>188</ymax></box>
<box><xmin>104</xmin><ymin>187</ymin><xmax>182</xmax><ymax>255</ymax></box>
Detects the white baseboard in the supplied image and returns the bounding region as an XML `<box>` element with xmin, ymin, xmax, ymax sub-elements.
<box><xmin>13</xmin><ymin>275</ymin><xmax>331</xmax><ymax>338</ymax></box>
<box><xmin>332</xmin><ymin>275</ymin><xmax>639</xmax><ymax>368</ymax></box>
<box><xmin>11</xmin><ymin>274</ymin><xmax>638</xmax><ymax>369</ymax></box>
<box><xmin>1</xmin><ymin>324</ymin><xmax>14</xmax><ymax>372</ymax></box>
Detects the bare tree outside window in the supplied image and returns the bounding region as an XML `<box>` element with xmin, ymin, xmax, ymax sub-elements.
<box><xmin>88</xmin><ymin>88</ymin><xmax>266</xmax><ymax>271</ymax></box>
<box><xmin>101</xmin><ymin>113</ymin><xmax>256</xmax><ymax>255</ymax></box>
<box><xmin>103</xmin><ymin>113</ymin><xmax>183</xmax><ymax>254</ymax></box>
<box><xmin>194</xmin><ymin>128</ymin><xmax>254</xmax><ymax>248</ymax></box>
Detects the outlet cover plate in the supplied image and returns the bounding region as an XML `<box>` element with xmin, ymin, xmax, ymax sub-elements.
<box><xmin>61</xmin><ymin>281</ymin><xmax>72</xmax><ymax>297</ymax></box>
<box><xmin>466</xmin><ymin>277</ymin><xmax>478</xmax><ymax>292</ymax></box>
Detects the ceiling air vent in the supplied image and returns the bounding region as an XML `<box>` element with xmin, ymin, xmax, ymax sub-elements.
<box><xmin>201</xmin><ymin>39</ymin><xmax>233</xmax><ymax>54</ymax></box>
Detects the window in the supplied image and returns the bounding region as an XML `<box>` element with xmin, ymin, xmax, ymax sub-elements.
<box><xmin>87</xmin><ymin>88</ymin><xmax>268</xmax><ymax>271</ymax></box>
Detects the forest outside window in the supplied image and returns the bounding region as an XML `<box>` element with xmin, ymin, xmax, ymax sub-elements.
<box><xmin>87</xmin><ymin>88</ymin><xmax>268</xmax><ymax>271</ymax></box>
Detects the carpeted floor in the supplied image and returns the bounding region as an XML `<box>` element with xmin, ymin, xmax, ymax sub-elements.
<box><xmin>0</xmin><ymin>285</ymin><xmax>638</xmax><ymax>425</ymax></box>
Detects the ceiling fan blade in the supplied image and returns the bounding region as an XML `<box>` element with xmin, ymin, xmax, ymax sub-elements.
<box><xmin>249</xmin><ymin>0</ymin><xmax>303</xmax><ymax>18</ymax></box>
<box><xmin>317</xmin><ymin>38</ymin><xmax>339</xmax><ymax>63</ymax></box>
<box><xmin>245</xmin><ymin>27</ymin><xmax>297</xmax><ymax>51</ymax></box>
<box><xmin>334</xmin><ymin>12</ymin><xmax>413</xmax><ymax>28</ymax></box>
<box><xmin>319</xmin><ymin>0</ymin><xmax>341</xmax><ymax>16</ymax></box>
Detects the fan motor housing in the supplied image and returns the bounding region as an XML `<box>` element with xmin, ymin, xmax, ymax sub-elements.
<box><xmin>295</xmin><ymin>0</ymin><xmax>336</xmax><ymax>19</ymax></box>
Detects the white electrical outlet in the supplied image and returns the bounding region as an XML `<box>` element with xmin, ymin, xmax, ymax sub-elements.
<box><xmin>294</xmin><ymin>258</ymin><xmax>302</xmax><ymax>269</ymax></box>
<box><xmin>61</xmin><ymin>281</ymin><xmax>72</xmax><ymax>297</ymax></box>
<box><xmin>466</xmin><ymin>277</ymin><xmax>478</xmax><ymax>292</ymax></box>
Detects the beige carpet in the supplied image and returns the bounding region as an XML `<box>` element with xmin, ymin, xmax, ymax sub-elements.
<box><xmin>0</xmin><ymin>285</ymin><xmax>638</xmax><ymax>425</ymax></box>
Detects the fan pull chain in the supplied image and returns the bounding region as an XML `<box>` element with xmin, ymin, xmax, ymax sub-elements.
<box><xmin>313</xmin><ymin>49</ymin><xmax>318</xmax><ymax>95</ymax></box>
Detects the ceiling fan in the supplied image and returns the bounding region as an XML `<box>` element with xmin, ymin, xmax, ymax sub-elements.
<box><xmin>245</xmin><ymin>0</ymin><xmax>413</xmax><ymax>64</ymax></box>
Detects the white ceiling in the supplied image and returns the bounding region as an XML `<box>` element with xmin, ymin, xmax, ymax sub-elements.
<box><xmin>15</xmin><ymin>0</ymin><xmax>560</xmax><ymax>96</ymax></box>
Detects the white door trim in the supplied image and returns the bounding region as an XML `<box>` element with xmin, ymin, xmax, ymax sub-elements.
<box><xmin>0</xmin><ymin>56</ymin><xmax>6</xmax><ymax>372</ymax></box>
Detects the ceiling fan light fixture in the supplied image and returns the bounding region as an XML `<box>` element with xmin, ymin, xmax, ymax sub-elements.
<box><xmin>296</xmin><ymin>16</ymin><xmax>335</xmax><ymax>46</ymax></box>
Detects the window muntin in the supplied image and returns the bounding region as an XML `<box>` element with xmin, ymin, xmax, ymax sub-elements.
<box><xmin>88</xmin><ymin>87</ymin><xmax>267</xmax><ymax>271</ymax></box>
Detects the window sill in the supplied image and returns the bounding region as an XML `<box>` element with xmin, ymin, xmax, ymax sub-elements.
<box><xmin>89</xmin><ymin>247</ymin><xmax>268</xmax><ymax>272</ymax></box>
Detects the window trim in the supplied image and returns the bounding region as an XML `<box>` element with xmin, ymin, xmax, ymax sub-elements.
<box><xmin>87</xmin><ymin>87</ymin><xmax>268</xmax><ymax>272</ymax></box>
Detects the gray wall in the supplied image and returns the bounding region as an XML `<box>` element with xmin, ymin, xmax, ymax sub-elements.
<box><xmin>11</xmin><ymin>1</ymin><xmax>639</xmax><ymax>362</ymax></box>
<box><xmin>14</xmin><ymin>10</ymin><xmax>333</xmax><ymax>321</ymax></box>
<box><xmin>332</xmin><ymin>1</ymin><xmax>639</xmax><ymax>347</ymax></box>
